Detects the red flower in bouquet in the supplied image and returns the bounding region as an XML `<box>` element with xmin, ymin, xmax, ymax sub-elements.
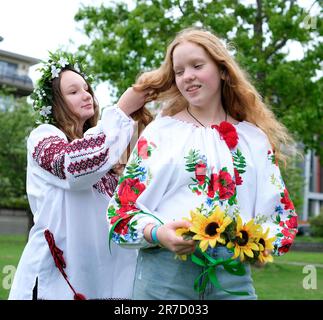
<box><xmin>212</xmin><ymin>121</ymin><xmax>238</xmax><ymax>149</ymax></box>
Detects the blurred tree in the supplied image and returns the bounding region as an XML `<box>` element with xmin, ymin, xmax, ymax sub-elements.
<box><xmin>75</xmin><ymin>0</ymin><xmax>322</xmax><ymax>158</ymax></box>
<box><xmin>0</xmin><ymin>92</ymin><xmax>34</xmax><ymax>209</ymax></box>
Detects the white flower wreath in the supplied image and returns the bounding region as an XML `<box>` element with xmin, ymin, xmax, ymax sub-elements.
<box><xmin>31</xmin><ymin>51</ymin><xmax>93</xmax><ymax>125</ymax></box>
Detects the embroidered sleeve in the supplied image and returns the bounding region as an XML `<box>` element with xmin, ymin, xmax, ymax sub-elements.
<box><xmin>254</xmin><ymin>139</ymin><xmax>298</xmax><ymax>256</ymax></box>
<box><xmin>93</xmin><ymin>171</ymin><xmax>119</xmax><ymax>197</ymax></box>
<box><xmin>28</xmin><ymin>105</ymin><xmax>134</xmax><ymax>190</ymax></box>
<box><xmin>107</xmin><ymin>126</ymin><xmax>174</xmax><ymax>249</ymax></box>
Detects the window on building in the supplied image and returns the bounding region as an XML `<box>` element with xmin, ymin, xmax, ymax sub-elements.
<box><xmin>0</xmin><ymin>61</ymin><xmax>18</xmax><ymax>76</ymax></box>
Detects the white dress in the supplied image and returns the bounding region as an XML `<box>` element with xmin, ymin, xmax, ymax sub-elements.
<box><xmin>107</xmin><ymin>116</ymin><xmax>298</xmax><ymax>255</ymax></box>
<box><xmin>9</xmin><ymin>105</ymin><xmax>138</xmax><ymax>300</ymax></box>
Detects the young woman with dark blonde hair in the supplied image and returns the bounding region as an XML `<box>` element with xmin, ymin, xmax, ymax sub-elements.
<box><xmin>108</xmin><ymin>28</ymin><xmax>298</xmax><ymax>300</ymax></box>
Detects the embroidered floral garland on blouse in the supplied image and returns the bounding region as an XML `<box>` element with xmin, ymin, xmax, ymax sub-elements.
<box><xmin>185</xmin><ymin>149</ymin><xmax>237</xmax><ymax>206</ymax></box>
<box><xmin>108</xmin><ymin>137</ymin><xmax>159</xmax><ymax>245</ymax></box>
<box><xmin>270</xmin><ymin>163</ymin><xmax>298</xmax><ymax>254</ymax></box>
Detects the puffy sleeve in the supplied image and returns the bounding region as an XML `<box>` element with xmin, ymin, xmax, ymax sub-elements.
<box><xmin>254</xmin><ymin>132</ymin><xmax>298</xmax><ymax>256</ymax></box>
<box><xmin>28</xmin><ymin>105</ymin><xmax>134</xmax><ymax>190</ymax></box>
<box><xmin>107</xmin><ymin>122</ymin><xmax>174</xmax><ymax>249</ymax></box>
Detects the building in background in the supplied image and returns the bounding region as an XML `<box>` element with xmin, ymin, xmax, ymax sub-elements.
<box><xmin>0</xmin><ymin>48</ymin><xmax>39</xmax><ymax>97</ymax></box>
<box><xmin>0</xmin><ymin>39</ymin><xmax>40</xmax><ymax>235</ymax></box>
<box><xmin>303</xmin><ymin>151</ymin><xmax>323</xmax><ymax>221</ymax></box>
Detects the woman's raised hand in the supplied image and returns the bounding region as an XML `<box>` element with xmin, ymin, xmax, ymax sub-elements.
<box><xmin>117</xmin><ymin>87</ymin><xmax>150</xmax><ymax>116</ymax></box>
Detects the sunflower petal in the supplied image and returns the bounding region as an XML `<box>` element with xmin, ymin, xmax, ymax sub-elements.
<box><xmin>249</xmin><ymin>242</ymin><xmax>259</xmax><ymax>251</ymax></box>
<box><xmin>176</xmin><ymin>228</ymin><xmax>189</xmax><ymax>237</ymax></box>
<box><xmin>199</xmin><ymin>240</ymin><xmax>208</xmax><ymax>252</ymax></box>
<box><xmin>227</xmin><ymin>241</ymin><xmax>234</xmax><ymax>249</ymax></box>
<box><xmin>244</xmin><ymin>248</ymin><xmax>254</xmax><ymax>258</ymax></box>
<box><xmin>232</xmin><ymin>246</ymin><xmax>240</xmax><ymax>259</ymax></box>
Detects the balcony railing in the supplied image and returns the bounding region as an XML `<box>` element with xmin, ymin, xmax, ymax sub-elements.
<box><xmin>0</xmin><ymin>70</ymin><xmax>33</xmax><ymax>90</ymax></box>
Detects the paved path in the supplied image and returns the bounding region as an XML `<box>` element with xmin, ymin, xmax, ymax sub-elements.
<box><xmin>275</xmin><ymin>261</ymin><xmax>323</xmax><ymax>268</ymax></box>
<box><xmin>0</xmin><ymin>216</ymin><xmax>28</xmax><ymax>234</ymax></box>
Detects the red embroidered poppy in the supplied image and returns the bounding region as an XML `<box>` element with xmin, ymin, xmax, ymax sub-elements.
<box><xmin>211</xmin><ymin>121</ymin><xmax>238</xmax><ymax>149</ymax></box>
<box><xmin>137</xmin><ymin>137</ymin><xmax>149</xmax><ymax>159</ymax></box>
<box><xmin>278</xmin><ymin>236</ymin><xmax>295</xmax><ymax>254</ymax></box>
<box><xmin>195</xmin><ymin>162</ymin><xmax>207</xmax><ymax>185</ymax></box>
<box><xmin>281</xmin><ymin>227</ymin><xmax>295</xmax><ymax>238</ymax></box>
<box><xmin>234</xmin><ymin>168</ymin><xmax>243</xmax><ymax>185</ymax></box>
<box><xmin>218</xmin><ymin>170</ymin><xmax>236</xmax><ymax>200</ymax></box>
<box><xmin>207</xmin><ymin>173</ymin><xmax>219</xmax><ymax>198</ymax></box>
<box><xmin>280</xmin><ymin>188</ymin><xmax>295</xmax><ymax>210</ymax></box>
<box><xmin>112</xmin><ymin>213</ymin><xmax>132</xmax><ymax>235</ymax></box>
<box><xmin>285</xmin><ymin>216</ymin><xmax>298</xmax><ymax>229</ymax></box>
<box><xmin>118</xmin><ymin>178</ymin><xmax>146</xmax><ymax>205</ymax></box>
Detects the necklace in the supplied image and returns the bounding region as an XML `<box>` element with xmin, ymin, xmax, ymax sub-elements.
<box><xmin>186</xmin><ymin>106</ymin><xmax>227</xmax><ymax>127</ymax></box>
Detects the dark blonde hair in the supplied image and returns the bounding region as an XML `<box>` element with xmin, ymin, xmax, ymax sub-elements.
<box><xmin>51</xmin><ymin>68</ymin><xmax>100</xmax><ymax>141</ymax></box>
<box><xmin>134</xmin><ymin>27</ymin><xmax>295</xmax><ymax>162</ymax></box>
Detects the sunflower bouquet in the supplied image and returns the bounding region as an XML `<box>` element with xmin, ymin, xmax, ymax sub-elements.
<box><xmin>175</xmin><ymin>206</ymin><xmax>276</xmax><ymax>295</ymax></box>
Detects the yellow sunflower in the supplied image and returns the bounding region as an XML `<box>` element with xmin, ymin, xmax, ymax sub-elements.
<box><xmin>175</xmin><ymin>210</ymin><xmax>199</xmax><ymax>239</ymax></box>
<box><xmin>189</xmin><ymin>206</ymin><xmax>232</xmax><ymax>252</ymax></box>
<box><xmin>257</xmin><ymin>227</ymin><xmax>276</xmax><ymax>264</ymax></box>
<box><xmin>175</xmin><ymin>210</ymin><xmax>200</xmax><ymax>261</ymax></box>
<box><xmin>227</xmin><ymin>216</ymin><xmax>262</xmax><ymax>261</ymax></box>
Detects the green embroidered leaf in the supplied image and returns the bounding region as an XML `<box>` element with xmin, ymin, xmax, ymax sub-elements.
<box><xmin>107</xmin><ymin>205</ymin><xmax>117</xmax><ymax>218</ymax></box>
<box><xmin>184</xmin><ymin>149</ymin><xmax>200</xmax><ymax>171</ymax></box>
<box><xmin>235</xmin><ymin>163</ymin><xmax>246</xmax><ymax>169</ymax></box>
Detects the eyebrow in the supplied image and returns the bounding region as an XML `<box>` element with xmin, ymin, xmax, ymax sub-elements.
<box><xmin>65</xmin><ymin>82</ymin><xmax>88</xmax><ymax>90</ymax></box>
<box><xmin>173</xmin><ymin>58</ymin><xmax>205</xmax><ymax>69</ymax></box>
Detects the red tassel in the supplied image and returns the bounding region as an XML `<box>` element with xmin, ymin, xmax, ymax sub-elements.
<box><xmin>44</xmin><ymin>229</ymin><xmax>86</xmax><ymax>300</ymax></box>
<box><xmin>74</xmin><ymin>293</ymin><xmax>87</xmax><ymax>300</ymax></box>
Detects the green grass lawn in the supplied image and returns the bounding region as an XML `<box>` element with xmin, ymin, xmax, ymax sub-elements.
<box><xmin>252</xmin><ymin>258</ymin><xmax>323</xmax><ymax>300</ymax></box>
<box><xmin>0</xmin><ymin>234</ymin><xmax>322</xmax><ymax>300</ymax></box>
<box><xmin>294</xmin><ymin>236</ymin><xmax>323</xmax><ymax>243</ymax></box>
<box><xmin>0</xmin><ymin>234</ymin><xmax>26</xmax><ymax>300</ymax></box>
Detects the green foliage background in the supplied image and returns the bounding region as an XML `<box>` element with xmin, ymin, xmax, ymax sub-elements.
<box><xmin>1</xmin><ymin>0</ymin><xmax>322</xmax><ymax>216</ymax></box>
<box><xmin>0</xmin><ymin>93</ymin><xmax>35</xmax><ymax>209</ymax></box>
<box><xmin>75</xmin><ymin>0</ymin><xmax>322</xmax><ymax>158</ymax></box>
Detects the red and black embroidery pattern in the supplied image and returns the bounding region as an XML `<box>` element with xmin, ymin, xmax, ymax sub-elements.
<box><xmin>33</xmin><ymin>136</ymin><xmax>67</xmax><ymax>179</ymax></box>
<box><xmin>93</xmin><ymin>171</ymin><xmax>119</xmax><ymax>197</ymax></box>
<box><xmin>33</xmin><ymin>134</ymin><xmax>107</xmax><ymax>179</ymax></box>
<box><xmin>67</xmin><ymin>149</ymin><xmax>109</xmax><ymax>177</ymax></box>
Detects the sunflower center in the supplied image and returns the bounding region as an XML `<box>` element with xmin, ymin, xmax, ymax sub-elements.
<box><xmin>205</xmin><ymin>222</ymin><xmax>219</xmax><ymax>236</ymax></box>
<box><xmin>237</xmin><ymin>230</ymin><xmax>249</xmax><ymax>246</ymax></box>
<box><xmin>259</xmin><ymin>238</ymin><xmax>265</xmax><ymax>247</ymax></box>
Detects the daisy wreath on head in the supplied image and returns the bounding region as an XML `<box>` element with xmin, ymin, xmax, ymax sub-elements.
<box><xmin>31</xmin><ymin>51</ymin><xmax>92</xmax><ymax>125</ymax></box>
